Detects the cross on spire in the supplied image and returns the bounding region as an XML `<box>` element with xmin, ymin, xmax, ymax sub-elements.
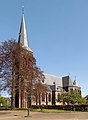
<box><xmin>22</xmin><ymin>6</ymin><xmax>24</xmax><ymax>15</ymax></box>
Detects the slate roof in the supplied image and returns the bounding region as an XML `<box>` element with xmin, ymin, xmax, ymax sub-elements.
<box><xmin>44</xmin><ymin>73</ymin><xmax>62</xmax><ymax>91</ymax></box>
<box><xmin>44</xmin><ymin>74</ymin><xmax>80</xmax><ymax>92</ymax></box>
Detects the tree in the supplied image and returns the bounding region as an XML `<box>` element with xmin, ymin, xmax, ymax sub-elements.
<box><xmin>33</xmin><ymin>81</ymin><xmax>51</xmax><ymax>105</ymax></box>
<box><xmin>58</xmin><ymin>91</ymin><xmax>87</xmax><ymax>105</ymax></box>
<box><xmin>0</xmin><ymin>40</ymin><xmax>47</xmax><ymax>110</ymax></box>
<box><xmin>0</xmin><ymin>40</ymin><xmax>19</xmax><ymax>93</ymax></box>
<box><xmin>0</xmin><ymin>97</ymin><xmax>7</xmax><ymax>107</ymax></box>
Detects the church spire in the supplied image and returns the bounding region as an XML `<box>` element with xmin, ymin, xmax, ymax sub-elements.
<box><xmin>18</xmin><ymin>7</ymin><xmax>32</xmax><ymax>52</ymax></box>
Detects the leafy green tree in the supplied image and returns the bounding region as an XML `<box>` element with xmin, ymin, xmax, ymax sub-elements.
<box><xmin>60</xmin><ymin>92</ymin><xmax>70</xmax><ymax>104</ymax></box>
<box><xmin>58</xmin><ymin>91</ymin><xmax>87</xmax><ymax>105</ymax></box>
<box><xmin>78</xmin><ymin>97</ymin><xmax>87</xmax><ymax>104</ymax></box>
<box><xmin>0</xmin><ymin>97</ymin><xmax>7</xmax><ymax>107</ymax></box>
<box><xmin>69</xmin><ymin>91</ymin><xmax>80</xmax><ymax>104</ymax></box>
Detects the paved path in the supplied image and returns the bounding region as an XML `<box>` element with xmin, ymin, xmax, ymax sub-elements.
<box><xmin>0</xmin><ymin>111</ymin><xmax>88</xmax><ymax>120</ymax></box>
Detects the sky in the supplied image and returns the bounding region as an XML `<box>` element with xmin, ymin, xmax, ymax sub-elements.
<box><xmin>0</xmin><ymin>0</ymin><xmax>88</xmax><ymax>97</ymax></box>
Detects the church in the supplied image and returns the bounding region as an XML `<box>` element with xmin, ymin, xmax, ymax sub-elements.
<box><xmin>13</xmin><ymin>11</ymin><xmax>81</xmax><ymax>108</ymax></box>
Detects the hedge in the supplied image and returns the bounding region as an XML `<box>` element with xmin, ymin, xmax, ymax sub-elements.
<box><xmin>31</xmin><ymin>104</ymin><xmax>88</xmax><ymax>112</ymax></box>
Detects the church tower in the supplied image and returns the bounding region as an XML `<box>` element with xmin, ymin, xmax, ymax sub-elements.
<box><xmin>12</xmin><ymin>9</ymin><xmax>33</xmax><ymax>108</ymax></box>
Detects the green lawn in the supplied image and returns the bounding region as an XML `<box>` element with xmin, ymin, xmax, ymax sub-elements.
<box><xmin>31</xmin><ymin>109</ymin><xmax>72</xmax><ymax>113</ymax></box>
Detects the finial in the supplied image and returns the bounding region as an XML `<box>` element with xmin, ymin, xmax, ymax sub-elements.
<box><xmin>22</xmin><ymin>6</ymin><xmax>24</xmax><ymax>15</ymax></box>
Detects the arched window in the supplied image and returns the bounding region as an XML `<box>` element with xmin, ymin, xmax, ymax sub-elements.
<box><xmin>49</xmin><ymin>93</ymin><xmax>51</xmax><ymax>102</ymax></box>
<box><xmin>57</xmin><ymin>93</ymin><xmax>60</xmax><ymax>99</ymax></box>
<box><xmin>42</xmin><ymin>92</ymin><xmax>45</xmax><ymax>102</ymax></box>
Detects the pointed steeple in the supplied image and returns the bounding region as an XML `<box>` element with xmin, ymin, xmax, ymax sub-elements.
<box><xmin>18</xmin><ymin>8</ymin><xmax>32</xmax><ymax>52</ymax></box>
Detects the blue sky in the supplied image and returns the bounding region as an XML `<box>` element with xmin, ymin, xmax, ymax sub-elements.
<box><xmin>0</xmin><ymin>0</ymin><xmax>88</xmax><ymax>97</ymax></box>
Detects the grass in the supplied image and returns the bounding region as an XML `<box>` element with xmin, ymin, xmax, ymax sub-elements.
<box><xmin>31</xmin><ymin>109</ymin><xmax>72</xmax><ymax>113</ymax></box>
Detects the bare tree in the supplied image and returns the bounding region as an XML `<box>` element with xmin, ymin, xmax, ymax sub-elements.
<box><xmin>0</xmin><ymin>40</ymin><xmax>48</xmax><ymax>111</ymax></box>
<box><xmin>0</xmin><ymin>40</ymin><xmax>19</xmax><ymax>93</ymax></box>
<box><xmin>33</xmin><ymin>81</ymin><xmax>51</xmax><ymax>105</ymax></box>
